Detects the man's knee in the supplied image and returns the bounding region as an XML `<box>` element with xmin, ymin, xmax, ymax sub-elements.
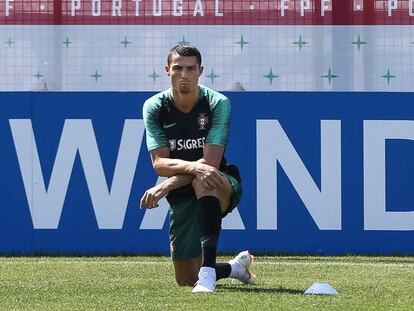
<box><xmin>173</xmin><ymin>257</ymin><xmax>201</xmax><ymax>286</ymax></box>
<box><xmin>175</xmin><ymin>276</ymin><xmax>197</xmax><ymax>287</ymax></box>
<box><xmin>192</xmin><ymin>178</ymin><xmax>218</xmax><ymax>198</ymax></box>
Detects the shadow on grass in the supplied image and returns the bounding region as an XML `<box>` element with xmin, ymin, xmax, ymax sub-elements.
<box><xmin>218</xmin><ymin>285</ymin><xmax>304</xmax><ymax>295</ymax></box>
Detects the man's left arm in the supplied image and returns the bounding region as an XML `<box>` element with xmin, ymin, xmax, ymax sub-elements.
<box><xmin>203</xmin><ymin>97</ymin><xmax>231</xmax><ymax>168</ymax></box>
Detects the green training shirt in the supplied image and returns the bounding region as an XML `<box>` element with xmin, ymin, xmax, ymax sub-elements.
<box><xmin>142</xmin><ymin>84</ymin><xmax>232</xmax><ymax>202</ymax></box>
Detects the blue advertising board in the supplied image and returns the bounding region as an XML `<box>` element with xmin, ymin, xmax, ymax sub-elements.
<box><xmin>1</xmin><ymin>92</ymin><xmax>414</xmax><ymax>255</ymax></box>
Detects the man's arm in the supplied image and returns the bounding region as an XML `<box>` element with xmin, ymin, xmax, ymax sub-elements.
<box><xmin>140</xmin><ymin>145</ymin><xmax>225</xmax><ymax>209</ymax></box>
<box><xmin>140</xmin><ymin>174</ymin><xmax>194</xmax><ymax>209</ymax></box>
<box><xmin>151</xmin><ymin>146</ymin><xmax>224</xmax><ymax>188</ymax></box>
<box><xmin>150</xmin><ymin>147</ymin><xmax>198</xmax><ymax>177</ymax></box>
<box><xmin>151</xmin><ymin>145</ymin><xmax>223</xmax><ymax>174</ymax></box>
<box><xmin>149</xmin><ymin>145</ymin><xmax>225</xmax><ymax>197</ymax></box>
<box><xmin>140</xmin><ymin>160</ymin><xmax>222</xmax><ymax>209</ymax></box>
<box><xmin>202</xmin><ymin>144</ymin><xmax>224</xmax><ymax>169</ymax></box>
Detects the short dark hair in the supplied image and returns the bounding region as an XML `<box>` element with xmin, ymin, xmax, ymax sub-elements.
<box><xmin>167</xmin><ymin>45</ymin><xmax>202</xmax><ymax>66</ymax></box>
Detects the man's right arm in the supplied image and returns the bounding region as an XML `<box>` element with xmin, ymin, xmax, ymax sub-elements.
<box><xmin>150</xmin><ymin>147</ymin><xmax>223</xmax><ymax>187</ymax></box>
<box><xmin>150</xmin><ymin>147</ymin><xmax>199</xmax><ymax>177</ymax></box>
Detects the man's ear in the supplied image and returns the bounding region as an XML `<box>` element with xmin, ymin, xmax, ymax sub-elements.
<box><xmin>164</xmin><ymin>65</ymin><xmax>170</xmax><ymax>76</ymax></box>
<box><xmin>199</xmin><ymin>65</ymin><xmax>204</xmax><ymax>76</ymax></box>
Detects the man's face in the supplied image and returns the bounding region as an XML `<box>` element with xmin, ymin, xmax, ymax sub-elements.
<box><xmin>165</xmin><ymin>53</ymin><xmax>203</xmax><ymax>94</ymax></box>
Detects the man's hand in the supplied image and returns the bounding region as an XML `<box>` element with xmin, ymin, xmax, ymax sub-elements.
<box><xmin>194</xmin><ymin>162</ymin><xmax>225</xmax><ymax>190</ymax></box>
<box><xmin>140</xmin><ymin>184</ymin><xmax>168</xmax><ymax>209</ymax></box>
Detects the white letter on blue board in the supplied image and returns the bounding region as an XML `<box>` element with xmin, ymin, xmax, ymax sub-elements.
<box><xmin>257</xmin><ymin>120</ymin><xmax>342</xmax><ymax>230</ymax></box>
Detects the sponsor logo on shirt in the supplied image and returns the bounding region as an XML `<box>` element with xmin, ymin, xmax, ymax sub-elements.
<box><xmin>168</xmin><ymin>137</ymin><xmax>206</xmax><ymax>152</ymax></box>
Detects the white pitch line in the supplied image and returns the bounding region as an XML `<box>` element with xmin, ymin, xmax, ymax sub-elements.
<box><xmin>255</xmin><ymin>261</ymin><xmax>414</xmax><ymax>268</ymax></box>
<box><xmin>0</xmin><ymin>260</ymin><xmax>413</xmax><ymax>268</ymax></box>
<box><xmin>0</xmin><ymin>260</ymin><xmax>167</xmax><ymax>265</ymax></box>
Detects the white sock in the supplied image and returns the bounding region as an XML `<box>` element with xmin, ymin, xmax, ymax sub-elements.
<box><xmin>229</xmin><ymin>262</ymin><xmax>243</xmax><ymax>279</ymax></box>
<box><xmin>199</xmin><ymin>266</ymin><xmax>217</xmax><ymax>281</ymax></box>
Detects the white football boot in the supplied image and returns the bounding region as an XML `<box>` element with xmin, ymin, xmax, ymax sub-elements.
<box><xmin>192</xmin><ymin>267</ymin><xmax>216</xmax><ymax>293</ymax></box>
<box><xmin>229</xmin><ymin>250</ymin><xmax>256</xmax><ymax>284</ymax></box>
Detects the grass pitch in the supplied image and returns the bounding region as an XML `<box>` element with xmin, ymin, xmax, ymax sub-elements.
<box><xmin>1</xmin><ymin>256</ymin><xmax>413</xmax><ymax>310</ymax></box>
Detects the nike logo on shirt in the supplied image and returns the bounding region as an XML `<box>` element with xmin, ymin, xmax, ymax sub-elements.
<box><xmin>163</xmin><ymin>123</ymin><xmax>177</xmax><ymax>129</ymax></box>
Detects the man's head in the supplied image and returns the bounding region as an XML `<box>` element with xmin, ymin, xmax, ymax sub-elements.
<box><xmin>167</xmin><ymin>45</ymin><xmax>202</xmax><ymax>67</ymax></box>
<box><xmin>165</xmin><ymin>45</ymin><xmax>203</xmax><ymax>94</ymax></box>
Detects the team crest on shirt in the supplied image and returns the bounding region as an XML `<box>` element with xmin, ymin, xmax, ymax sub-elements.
<box><xmin>169</xmin><ymin>139</ymin><xmax>176</xmax><ymax>151</ymax></box>
<box><xmin>197</xmin><ymin>113</ymin><xmax>208</xmax><ymax>130</ymax></box>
